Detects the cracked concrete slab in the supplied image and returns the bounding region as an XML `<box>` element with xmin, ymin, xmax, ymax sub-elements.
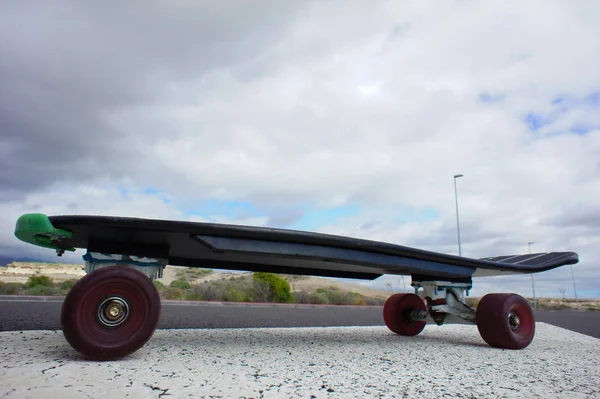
<box><xmin>1</xmin><ymin>323</ymin><xmax>599</xmax><ymax>398</ymax></box>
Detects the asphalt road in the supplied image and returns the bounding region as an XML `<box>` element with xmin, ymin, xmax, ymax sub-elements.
<box><xmin>0</xmin><ymin>296</ymin><xmax>598</xmax><ymax>340</ymax></box>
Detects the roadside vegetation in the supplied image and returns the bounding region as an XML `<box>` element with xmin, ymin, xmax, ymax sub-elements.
<box><xmin>0</xmin><ymin>270</ymin><xmax>597</xmax><ymax>310</ymax></box>
<box><xmin>0</xmin><ymin>275</ymin><xmax>78</xmax><ymax>296</ymax></box>
<box><xmin>159</xmin><ymin>271</ymin><xmax>383</xmax><ymax>305</ymax></box>
<box><xmin>0</xmin><ymin>270</ymin><xmax>385</xmax><ymax>305</ymax></box>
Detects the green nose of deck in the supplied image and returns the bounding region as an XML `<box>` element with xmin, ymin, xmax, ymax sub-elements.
<box><xmin>14</xmin><ymin>213</ymin><xmax>75</xmax><ymax>251</ymax></box>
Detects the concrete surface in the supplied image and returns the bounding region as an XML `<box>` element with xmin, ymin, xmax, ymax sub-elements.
<box><xmin>1</xmin><ymin>323</ymin><xmax>599</xmax><ymax>398</ymax></box>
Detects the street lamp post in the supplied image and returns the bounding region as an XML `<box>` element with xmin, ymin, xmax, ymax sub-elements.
<box><xmin>570</xmin><ymin>266</ymin><xmax>579</xmax><ymax>310</ymax></box>
<box><xmin>528</xmin><ymin>241</ymin><xmax>536</xmax><ymax>309</ymax></box>
<box><xmin>453</xmin><ymin>174</ymin><xmax>463</xmax><ymax>256</ymax></box>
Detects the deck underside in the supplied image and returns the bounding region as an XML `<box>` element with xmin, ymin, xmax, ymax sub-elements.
<box><xmin>25</xmin><ymin>215</ymin><xmax>577</xmax><ymax>280</ymax></box>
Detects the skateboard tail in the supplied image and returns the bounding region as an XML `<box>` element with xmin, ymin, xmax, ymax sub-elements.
<box><xmin>14</xmin><ymin>213</ymin><xmax>75</xmax><ymax>252</ymax></box>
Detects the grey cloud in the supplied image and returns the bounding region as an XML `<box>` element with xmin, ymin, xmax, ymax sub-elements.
<box><xmin>0</xmin><ymin>1</ymin><xmax>308</xmax><ymax>198</ymax></box>
<box><xmin>541</xmin><ymin>205</ymin><xmax>600</xmax><ymax>230</ymax></box>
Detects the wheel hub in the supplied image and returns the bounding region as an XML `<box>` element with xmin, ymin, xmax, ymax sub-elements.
<box><xmin>508</xmin><ymin>311</ymin><xmax>520</xmax><ymax>330</ymax></box>
<box><xmin>97</xmin><ymin>296</ymin><xmax>130</xmax><ymax>328</ymax></box>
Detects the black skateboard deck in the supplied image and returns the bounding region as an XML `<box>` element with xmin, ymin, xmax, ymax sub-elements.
<box><xmin>15</xmin><ymin>213</ymin><xmax>579</xmax><ymax>280</ymax></box>
<box><xmin>15</xmin><ymin>213</ymin><xmax>576</xmax><ymax>358</ymax></box>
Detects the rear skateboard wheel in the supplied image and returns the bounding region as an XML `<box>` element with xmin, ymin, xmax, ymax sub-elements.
<box><xmin>476</xmin><ymin>293</ymin><xmax>535</xmax><ymax>350</ymax></box>
<box><xmin>61</xmin><ymin>266</ymin><xmax>161</xmax><ymax>360</ymax></box>
<box><xmin>383</xmin><ymin>293</ymin><xmax>427</xmax><ymax>336</ymax></box>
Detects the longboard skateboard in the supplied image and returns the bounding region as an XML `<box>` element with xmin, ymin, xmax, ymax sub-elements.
<box><xmin>14</xmin><ymin>213</ymin><xmax>579</xmax><ymax>360</ymax></box>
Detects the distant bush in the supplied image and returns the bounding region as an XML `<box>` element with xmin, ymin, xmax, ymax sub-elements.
<box><xmin>148</xmin><ymin>271</ymin><xmax>388</xmax><ymax>306</ymax></box>
<box><xmin>175</xmin><ymin>268</ymin><xmax>213</xmax><ymax>281</ymax></box>
<box><xmin>365</xmin><ymin>297</ymin><xmax>385</xmax><ymax>306</ymax></box>
<box><xmin>164</xmin><ymin>287</ymin><xmax>185</xmax><ymax>300</ymax></box>
<box><xmin>198</xmin><ymin>278</ymin><xmax>254</xmax><ymax>302</ymax></box>
<box><xmin>27</xmin><ymin>275</ymin><xmax>53</xmax><ymax>288</ymax></box>
<box><xmin>310</xmin><ymin>291</ymin><xmax>328</xmax><ymax>304</ymax></box>
<box><xmin>283</xmin><ymin>274</ymin><xmax>310</xmax><ymax>282</ymax></box>
<box><xmin>310</xmin><ymin>287</ymin><xmax>368</xmax><ymax>305</ymax></box>
<box><xmin>348</xmin><ymin>292</ymin><xmax>366</xmax><ymax>306</ymax></box>
<box><xmin>170</xmin><ymin>279</ymin><xmax>192</xmax><ymax>289</ymax></box>
<box><xmin>184</xmin><ymin>286</ymin><xmax>204</xmax><ymax>301</ymax></box>
<box><xmin>198</xmin><ymin>284</ymin><xmax>224</xmax><ymax>301</ymax></box>
<box><xmin>222</xmin><ymin>287</ymin><xmax>245</xmax><ymax>302</ymax></box>
<box><xmin>292</xmin><ymin>291</ymin><xmax>311</xmax><ymax>304</ymax></box>
<box><xmin>59</xmin><ymin>279</ymin><xmax>77</xmax><ymax>290</ymax></box>
<box><xmin>0</xmin><ymin>282</ymin><xmax>24</xmax><ymax>295</ymax></box>
<box><xmin>253</xmin><ymin>272</ymin><xmax>292</xmax><ymax>303</ymax></box>
<box><xmin>27</xmin><ymin>285</ymin><xmax>57</xmax><ymax>296</ymax></box>
<box><xmin>153</xmin><ymin>280</ymin><xmax>164</xmax><ymax>291</ymax></box>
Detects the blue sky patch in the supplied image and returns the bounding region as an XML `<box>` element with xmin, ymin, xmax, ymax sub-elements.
<box><xmin>117</xmin><ymin>186</ymin><xmax>129</xmax><ymax>198</ymax></box>
<box><xmin>525</xmin><ymin>90</ymin><xmax>600</xmax><ymax>135</ymax></box>
<box><xmin>524</xmin><ymin>112</ymin><xmax>553</xmax><ymax>131</ymax></box>
<box><xmin>479</xmin><ymin>93</ymin><xmax>506</xmax><ymax>103</ymax></box>
<box><xmin>143</xmin><ymin>187</ymin><xmax>160</xmax><ymax>195</ymax></box>
<box><xmin>586</xmin><ymin>91</ymin><xmax>600</xmax><ymax>105</ymax></box>
<box><xmin>291</xmin><ymin>203</ymin><xmax>361</xmax><ymax>231</ymax></box>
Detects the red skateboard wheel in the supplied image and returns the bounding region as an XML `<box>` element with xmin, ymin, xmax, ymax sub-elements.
<box><xmin>383</xmin><ymin>293</ymin><xmax>427</xmax><ymax>336</ymax></box>
<box><xmin>476</xmin><ymin>293</ymin><xmax>535</xmax><ymax>349</ymax></box>
<box><xmin>61</xmin><ymin>266</ymin><xmax>161</xmax><ymax>360</ymax></box>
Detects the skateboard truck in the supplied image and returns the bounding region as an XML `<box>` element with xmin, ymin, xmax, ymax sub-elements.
<box><xmin>385</xmin><ymin>278</ymin><xmax>536</xmax><ymax>350</ymax></box>
<box><xmin>411</xmin><ymin>280</ymin><xmax>476</xmax><ymax>325</ymax></box>
<box><xmin>82</xmin><ymin>251</ymin><xmax>167</xmax><ymax>280</ymax></box>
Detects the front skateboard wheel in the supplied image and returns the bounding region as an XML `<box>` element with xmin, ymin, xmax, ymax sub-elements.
<box><xmin>476</xmin><ymin>293</ymin><xmax>535</xmax><ymax>350</ymax></box>
<box><xmin>61</xmin><ymin>266</ymin><xmax>161</xmax><ymax>360</ymax></box>
<box><xmin>383</xmin><ymin>293</ymin><xmax>427</xmax><ymax>336</ymax></box>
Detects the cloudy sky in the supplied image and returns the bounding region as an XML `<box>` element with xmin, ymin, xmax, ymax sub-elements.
<box><xmin>1</xmin><ymin>1</ymin><xmax>599</xmax><ymax>299</ymax></box>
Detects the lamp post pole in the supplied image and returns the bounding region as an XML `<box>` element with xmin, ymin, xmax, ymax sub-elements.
<box><xmin>570</xmin><ymin>266</ymin><xmax>579</xmax><ymax>310</ymax></box>
<box><xmin>453</xmin><ymin>174</ymin><xmax>463</xmax><ymax>256</ymax></box>
<box><xmin>529</xmin><ymin>241</ymin><xmax>536</xmax><ymax>309</ymax></box>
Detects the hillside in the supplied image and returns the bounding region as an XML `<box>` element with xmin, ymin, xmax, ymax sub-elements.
<box><xmin>0</xmin><ymin>262</ymin><xmax>392</xmax><ymax>300</ymax></box>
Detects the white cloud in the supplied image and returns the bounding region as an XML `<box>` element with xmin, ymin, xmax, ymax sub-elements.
<box><xmin>2</xmin><ymin>1</ymin><xmax>600</xmax><ymax>298</ymax></box>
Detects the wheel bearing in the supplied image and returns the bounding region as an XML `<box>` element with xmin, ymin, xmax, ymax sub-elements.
<box><xmin>96</xmin><ymin>296</ymin><xmax>130</xmax><ymax>328</ymax></box>
<box><xmin>508</xmin><ymin>311</ymin><xmax>520</xmax><ymax>330</ymax></box>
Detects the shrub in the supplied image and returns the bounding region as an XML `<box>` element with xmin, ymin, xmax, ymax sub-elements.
<box><xmin>348</xmin><ymin>292</ymin><xmax>366</xmax><ymax>306</ymax></box>
<box><xmin>199</xmin><ymin>284</ymin><xmax>224</xmax><ymax>301</ymax></box>
<box><xmin>153</xmin><ymin>280</ymin><xmax>164</xmax><ymax>291</ymax></box>
<box><xmin>310</xmin><ymin>291</ymin><xmax>329</xmax><ymax>304</ymax></box>
<box><xmin>59</xmin><ymin>279</ymin><xmax>77</xmax><ymax>290</ymax></box>
<box><xmin>253</xmin><ymin>272</ymin><xmax>292</xmax><ymax>303</ymax></box>
<box><xmin>27</xmin><ymin>275</ymin><xmax>53</xmax><ymax>288</ymax></box>
<box><xmin>222</xmin><ymin>287</ymin><xmax>245</xmax><ymax>302</ymax></box>
<box><xmin>0</xmin><ymin>282</ymin><xmax>24</xmax><ymax>295</ymax></box>
<box><xmin>27</xmin><ymin>285</ymin><xmax>57</xmax><ymax>296</ymax></box>
<box><xmin>251</xmin><ymin>280</ymin><xmax>272</xmax><ymax>302</ymax></box>
<box><xmin>184</xmin><ymin>286</ymin><xmax>204</xmax><ymax>301</ymax></box>
<box><xmin>293</xmin><ymin>291</ymin><xmax>311</xmax><ymax>304</ymax></box>
<box><xmin>284</xmin><ymin>274</ymin><xmax>310</xmax><ymax>282</ymax></box>
<box><xmin>164</xmin><ymin>287</ymin><xmax>184</xmax><ymax>300</ymax></box>
<box><xmin>170</xmin><ymin>279</ymin><xmax>192</xmax><ymax>289</ymax></box>
<box><xmin>175</xmin><ymin>268</ymin><xmax>213</xmax><ymax>280</ymax></box>
<box><xmin>365</xmin><ymin>297</ymin><xmax>385</xmax><ymax>306</ymax></box>
<box><xmin>308</xmin><ymin>287</ymin><xmax>369</xmax><ymax>305</ymax></box>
